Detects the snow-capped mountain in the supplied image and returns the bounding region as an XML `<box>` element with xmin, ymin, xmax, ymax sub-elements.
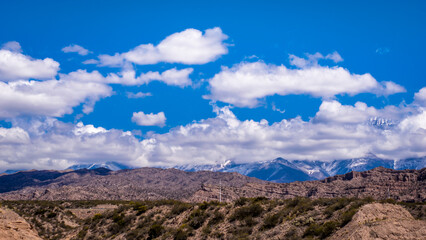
<box><xmin>67</xmin><ymin>162</ymin><xmax>132</xmax><ymax>171</ymax></box>
<box><xmin>174</xmin><ymin>156</ymin><xmax>426</xmax><ymax>183</ymax></box>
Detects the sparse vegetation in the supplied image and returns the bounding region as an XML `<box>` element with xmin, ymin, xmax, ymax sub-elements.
<box><xmin>0</xmin><ymin>197</ymin><xmax>424</xmax><ymax>239</ymax></box>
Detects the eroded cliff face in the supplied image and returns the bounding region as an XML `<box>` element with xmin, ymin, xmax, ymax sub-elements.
<box><xmin>330</xmin><ymin>203</ymin><xmax>426</xmax><ymax>240</ymax></box>
<box><xmin>192</xmin><ymin>167</ymin><xmax>426</xmax><ymax>202</ymax></box>
<box><xmin>0</xmin><ymin>207</ymin><xmax>42</xmax><ymax>240</ymax></box>
<box><xmin>0</xmin><ymin>167</ymin><xmax>424</xmax><ymax>202</ymax></box>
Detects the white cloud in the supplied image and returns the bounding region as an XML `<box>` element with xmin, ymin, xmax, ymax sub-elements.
<box><xmin>414</xmin><ymin>87</ymin><xmax>426</xmax><ymax>106</ymax></box>
<box><xmin>1</xmin><ymin>92</ymin><xmax>426</xmax><ymax>171</ymax></box>
<box><xmin>0</xmin><ymin>78</ymin><xmax>112</xmax><ymax>118</ymax></box>
<box><xmin>2</xmin><ymin>41</ymin><xmax>22</xmax><ymax>52</ymax></box>
<box><xmin>62</xmin><ymin>44</ymin><xmax>91</xmax><ymax>56</ymax></box>
<box><xmin>73</xmin><ymin>122</ymin><xmax>107</xmax><ymax>135</ymax></box>
<box><xmin>126</xmin><ymin>92</ymin><xmax>152</xmax><ymax>99</ymax></box>
<box><xmin>135</xmin><ymin>101</ymin><xmax>426</xmax><ymax>167</ymax></box>
<box><xmin>0</xmin><ymin>127</ymin><xmax>29</xmax><ymax>144</ymax></box>
<box><xmin>289</xmin><ymin>51</ymin><xmax>343</xmax><ymax>68</ymax></box>
<box><xmin>98</xmin><ymin>27</ymin><xmax>228</xmax><ymax>66</ymax></box>
<box><xmin>206</xmin><ymin>55</ymin><xmax>405</xmax><ymax>107</ymax></box>
<box><xmin>312</xmin><ymin>100</ymin><xmax>407</xmax><ymax>125</ymax></box>
<box><xmin>0</xmin><ymin>120</ymin><xmax>146</xmax><ymax>171</ymax></box>
<box><xmin>82</xmin><ymin>59</ymin><xmax>99</xmax><ymax>64</ymax></box>
<box><xmin>132</xmin><ymin>112</ymin><xmax>166</xmax><ymax>127</ymax></box>
<box><xmin>63</xmin><ymin>67</ymin><xmax>193</xmax><ymax>87</ymax></box>
<box><xmin>0</xmin><ymin>47</ymin><xmax>60</xmax><ymax>81</ymax></box>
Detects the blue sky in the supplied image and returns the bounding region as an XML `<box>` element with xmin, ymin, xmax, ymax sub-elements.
<box><xmin>0</xmin><ymin>0</ymin><xmax>425</xmax><ymax>170</ymax></box>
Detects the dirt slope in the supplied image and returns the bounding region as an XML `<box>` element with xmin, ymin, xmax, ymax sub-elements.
<box><xmin>329</xmin><ymin>203</ymin><xmax>426</xmax><ymax>240</ymax></box>
<box><xmin>0</xmin><ymin>207</ymin><xmax>42</xmax><ymax>240</ymax></box>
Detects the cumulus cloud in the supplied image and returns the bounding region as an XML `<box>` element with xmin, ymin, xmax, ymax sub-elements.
<box><xmin>97</xmin><ymin>27</ymin><xmax>228</xmax><ymax>66</ymax></box>
<box><xmin>0</xmin><ymin>78</ymin><xmax>112</xmax><ymax>118</ymax></box>
<box><xmin>414</xmin><ymin>87</ymin><xmax>426</xmax><ymax>106</ymax></box>
<box><xmin>62</xmin><ymin>67</ymin><xmax>193</xmax><ymax>87</ymax></box>
<box><xmin>1</xmin><ymin>92</ymin><xmax>426</xmax><ymax>171</ymax></box>
<box><xmin>206</xmin><ymin>54</ymin><xmax>405</xmax><ymax>107</ymax></box>
<box><xmin>132</xmin><ymin>112</ymin><xmax>166</xmax><ymax>127</ymax></box>
<box><xmin>135</xmin><ymin>101</ymin><xmax>426</xmax><ymax>167</ymax></box>
<box><xmin>0</xmin><ymin>44</ymin><xmax>60</xmax><ymax>81</ymax></box>
<box><xmin>0</xmin><ymin>120</ymin><xmax>145</xmax><ymax>171</ymax></box>
<box><xmin>0</xmin><ymin>127</ymin><xmax>29</xmax><ymax>144</ymax></box>
<box><xmin>62</xmin><ymin>44</ymin><xmax>91</xmax><ymax>56</ymax></box>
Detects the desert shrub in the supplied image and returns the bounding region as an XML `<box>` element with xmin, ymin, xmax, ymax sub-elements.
<box><xmin>324</xmin><ymin>198</ymin><xmax>351</xmax><ymax>217</ymax></box>
<box><xmin>303</xmin><ymin>221</ymin><xmax>339</xmax><ymax>239</ymax></box>
<box><xmin>132</xmin><ymin>202</ymin><xmax>147</xmax><ymax>215</ymax></box>
<box><xmin>229</xmin><ymin>203</ymin><xmax>264</xmax><ymax>221</ymax></box>
<box><xmin>201</xmin><ymin>225</ymin><xmax>212</xmax><ymax>235</ymax></box>
<box><xmin>235</xmin><ymin>197</ymin><xmax>249</xmax><ymax>206</ymax></box>
<box><xmin>148</xmin><ymin>224</ymin><xmax>164</xmax><ymax>240</ymax></box>
<box><xmin>92</xmin><ymin>213</ymin><xmax>103</xmax><ymax>221</ymax></box>
<box><xmin>170</xmin><ymin>202</ymin><xmax>191</xmax><ymax>216</ymax></box>
<box><xmin>339</xmin><ymin>208</ymin><xmax>358</xmax><ymax>227</ymax></box>
<box><xmin>250</xmin><ymin>196</ymin><xmax>268</xmax><ymax>203</ymax></box>
<box><xmin>112</xmin><ymin>213</ymin><xmax>125</xmax><ymax>226</ymax></box>
<box><xmin>228</xmin><ymin>225</ymin><xmax>253</xmax><ymax>237</ymax></box>
<box><xmin>208</xmin><ymin>210</ymin><xmax>224</xmax><ymax>225</ymax></box>
<box><xmin>126</xmin><ymin>228</ymin><xmax>143</xmax><ymax>240</ymax></box>
<box><xmin>261</xmin><ymin>212</ymin><xmax>281</xmax><ymax>230</ymax></box>
<box><xmin>285</xmin><ymin>227</ymin><xmax>299</xmax><ymax>240</ymax></box>
<box><xmin>174</xmin><ymin>228</ymin><xmax>188</xmax><ymax>240</ymax></box>
<box><xmin>286</xmin><ymin>197</ymin><xmax>315</xmax><ymax>216</ymax></box>
<box><xmin>76</xmin><ymin>226</ymin><xmax>88</xmax><ymax>239</ymax></box>
<box><xmin>187</xmin><ymin>209</ymin><xmax>209</xmax><ymax>229</ymax></box>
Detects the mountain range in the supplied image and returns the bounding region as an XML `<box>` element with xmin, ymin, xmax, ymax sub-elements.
<box><xmin>176</xmin><ymin>155</ymin><xmax>426</xmax><ymax>183</ymax></box>
<box><xmin>3</xmin><ymin>156</ymin><xmax>425</xmax><ymax>184</ymax></box>
<box><xmin>0</xmin><ymin>166</ymin><xmax>424</xmax><ymax>202</ymax></box>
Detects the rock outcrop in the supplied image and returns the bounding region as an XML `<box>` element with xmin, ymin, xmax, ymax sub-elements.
<box><xmin>330</xmin><ymin>203</ymin><xmax>426</xmax><ymax>240</ymax></box>
<box><xmin>0</xmin><ymin>207</ymin><xmax>42</xmax><ymax>240</ymax></box>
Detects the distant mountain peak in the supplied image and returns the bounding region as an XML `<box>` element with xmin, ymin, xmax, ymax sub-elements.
<box><xmin>67</xmin><ymin>162</ymin><xmax>131</xmax><ymax>171</ymax></box>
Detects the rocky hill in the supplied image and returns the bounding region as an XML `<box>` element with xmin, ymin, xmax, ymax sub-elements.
<box><xmin>329</xmin><ymin>203</ymin><xmax>426</xmax><ymax>240</ymax></box>
<box><xmin>1</xmin><ymin>198</ymin><xmax>425</xmax><ymax>240</ymax></box>
<box><xmin>0</xmin><ymin>167</ymin><xmax>424</xmax><ymax>202</ymax></box>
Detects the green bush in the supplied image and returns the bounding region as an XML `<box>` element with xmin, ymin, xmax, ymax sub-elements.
<box><xmin>132</xmin><ymin>202</ymin><xmax>147</xmax><ymax>215</ymax></box>
<box><xmin>170</xmin><ymin>202</ymin><xmax>191</xmax><ymax>216</ymax></box>
<box><xmin>229</xmin><ymin>203</ymin><xmax>264</xmax><ymax>222</ymax></box>
<box><xmin>303</xmin><ymin>221</ymin><xmax>339</xmax><ymax>239</ymax></box>
<box><xmin>235</xmin><ymin>197</ymin><xmax>249</xmax><ymax>206</ymax></box>
<box><xmin>187</xmin><ymin>209</ymin><xmax>209</xmax><ymax>229</ymax></box>
<box><xmin>148</xmin><ymin>224</ymin><xmax>164</xmax><ymax>240</ymax></box>
<box><xmin>208</xmin><ymin>210</ymin><xmax>224</xmax><ymax>225</ymax></box>
<box><xmin>261</xmin><ymin>212</ymin><xmax>281</xmax><ymax>230</ymax></box>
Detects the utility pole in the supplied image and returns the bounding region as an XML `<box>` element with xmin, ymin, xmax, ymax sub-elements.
<box><xmin>219</xmin><ymin>179</ymin><xmax>222</xmax><ymax>203</ymax></box>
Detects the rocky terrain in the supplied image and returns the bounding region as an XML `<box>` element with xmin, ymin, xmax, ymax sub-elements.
<box><xmin>0</xmin><ymin>198</ymin><xmax>424</xmax><ymax>240</ymax></box>
<box><xmin>0</xmin><ymin>206</ymin><xmax>42</xmax><ymax>239</ymax></box>
<box><xmin>0</xmin><ymin>167</ymin><xmax>424</xmax><ymax>202</ymax></box>
<box><xmin>330</xmin><ymin>203</ymin><xmax>426</xmax><ymax>240</ymax></box>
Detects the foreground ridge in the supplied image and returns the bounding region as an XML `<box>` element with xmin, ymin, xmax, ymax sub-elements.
<box><xmin>1</xmin><ymin>198</ymin><xmax>425</xmax><ymax>239</ymax></box>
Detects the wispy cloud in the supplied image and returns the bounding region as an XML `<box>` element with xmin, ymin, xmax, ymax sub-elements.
<box><xmin>126</xmin><ymin>92</ymin><xmax>152</xmax><ymax>99</ymax></box>
<box><xmin>62</xmin><ymin>44</ymin><xmax>91</xmax><ymax>56</ymax></box>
